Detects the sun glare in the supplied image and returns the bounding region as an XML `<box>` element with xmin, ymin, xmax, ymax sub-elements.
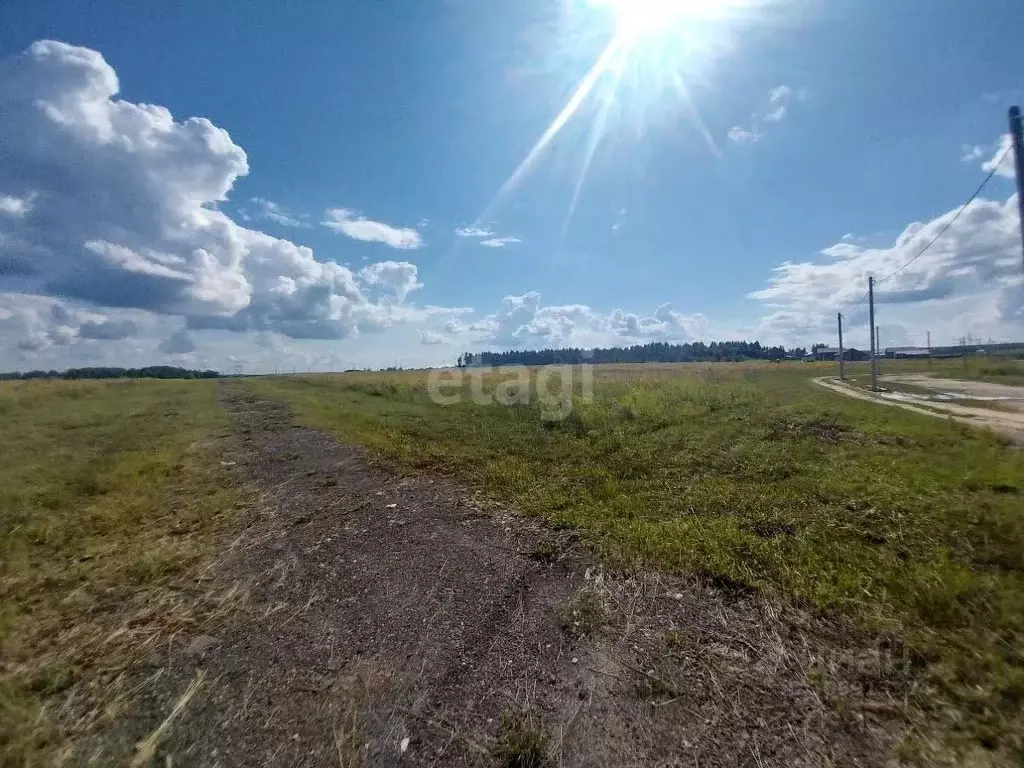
<box><xmin>589</xmin><ymin>0</ymin><xmax>743</xmax><ymax>35</ymax></box>
<box><xmin>470</xmin><ymin>0</ymin><xmax>774</xmax><ymax>235</ymax></box>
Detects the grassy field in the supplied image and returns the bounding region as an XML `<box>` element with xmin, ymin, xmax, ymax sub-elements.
<box><xmin>0</xmin><ymin>379</ymin><xmax>244</xmax><ymax>765</ymax></box>
<box><xmin>2</xmin><ymin>364</ymin><xmax>1022</xmax><ymax>763</ymax></box>
<box><xmin>245</xmin><ymin>361</ymin><xmax>1024</xmax><ymax>762</ymax></box>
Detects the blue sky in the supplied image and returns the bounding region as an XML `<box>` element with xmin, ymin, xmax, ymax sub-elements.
<box><xmin>0</xmin><ymin>0</ymin><xmax>1021</xmax><ymax>371</ymax></box>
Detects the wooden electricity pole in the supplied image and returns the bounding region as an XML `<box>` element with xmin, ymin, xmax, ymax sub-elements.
<box><xmin>837</xmin><ymin>312</ymin><xmax>845</xmax><ymax>380</ymax></box>
<box><xmin>868</xmin><ymin>276</ymin><xmax>878</xmax><ymax>390</ymax></box>
<box><xmin>927</xmin><ymin>330</ymin><xmax>932</xmax><ymax>372</ymax></box>
<box><xmin>1010</xmin><ymin>107</ymin><xmax>1024</xmax><ymax>290</ymax></box>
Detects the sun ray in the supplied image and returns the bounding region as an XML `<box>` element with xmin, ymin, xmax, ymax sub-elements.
<box><xmin>473</xmin><ymin>31</ymin><xmax>628</xmax><ymax>229</ymax></box>
<box><xmin>563</xmin><ymin>46</ymin><xmax>627</xmax><ymax>236</ymax></box>
<box><xmin>671</xmin><ymin>71</ymin><xmax>721</xmax><ymax>158</ymax></box>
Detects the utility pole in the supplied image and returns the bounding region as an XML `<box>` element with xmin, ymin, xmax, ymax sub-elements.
<box><xmin>837</xmin><ymin>312</ymin><xmax>845</xmax><ymax>381</ymax></box>
<box><xmin>868</xmin><ymin>276</ymin><xmax>878</xmax><ymax>391</ymax></box>
<box><xmin>875</xmin><ymin>325</ymin><xmax>882</xmax><ymax>375</ymax></box>
<box><xmin>926</xmin><ymin>330</ymin><xmax>932</xmax><ymax>372</ymax></box>
<box><xmin>1010</xmin><ymin>106</ymin><xmax>1024</xmax><ymax>290</ymax></box>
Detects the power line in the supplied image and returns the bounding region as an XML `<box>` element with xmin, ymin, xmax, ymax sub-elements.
<box><xmin>840</xmin><ymin>143</ymin><xmax>1012</xmax><ymax>318</ymax></box>
<box><xmin>873</xmin><ymin>144</ymin><xmax>1010</xmax><ymax>286</ymax></box>
<box><xmin>847</xmin><ymin>290</ymin><xmax>870</xmax><ymax>314</ymax></box>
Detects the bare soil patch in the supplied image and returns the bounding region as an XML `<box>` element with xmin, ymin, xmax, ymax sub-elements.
<box><xmin>84</xmin><ymin>386</ymin><xmax>894</xmax><ymax>766</ymax></box>
<box><xmin>883</xmin><ymin>375</ymin><xmax>1024</xmax><ymax>411</ymax></box>
<box><xmin>814</xmin><ymin>376</ymin><xmax>1024</xmax><ymax>445</ymax></box>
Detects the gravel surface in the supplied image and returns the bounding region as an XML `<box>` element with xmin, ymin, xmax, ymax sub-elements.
<box><xmin>81</xmin><ymin>386</ymin><xmax>894</xmax><ymax>766</ymax></box>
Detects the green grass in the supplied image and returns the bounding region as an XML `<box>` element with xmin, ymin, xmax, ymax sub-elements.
<box><xmin>972</xmin><ymin>360</ymin><xmax>1024</xmax><ymax>387</ymax></box>
<box><xmin>243</xmin><ymin>363</ymin><xmax>1024</xmax><ymax>762</ymax></box>
<box><xmin>0</xmin><ymin>379</ymin><xmax>244</xmax><ymax>766</ymax></box>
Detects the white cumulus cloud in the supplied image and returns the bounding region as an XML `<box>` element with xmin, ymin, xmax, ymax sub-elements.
<box><xmin>446</xmin><ymin>292</ymin><xmax>709</xmax><ymax>349</ymax></box>
<box><xmin>358</xmin><ymin>261</ymin><xmax>424</xmax><ymax>302</ymax></box>
<box><xmin>0</xmin><ymin>40</ymin><xmax>438</xmax><ymax>350</ymax></box>
<box><xmin>749</xmin><ymin>194</ymin><xmax>1024</xmax><ymax>345</ymax></box>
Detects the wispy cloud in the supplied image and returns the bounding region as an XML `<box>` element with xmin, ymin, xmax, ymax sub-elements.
<box><xmin>480</xmin><ymin>236</ymin><xmax>522</xmax><ymax>248</ymax></box>
<box><xmin>961</xmin><ymin>144</ymin><xmax>985</xmax><ymax>162</ymax></box>
<box><xmin>727</xmin><ymin>126</ymin><xmax>762</xmax><ymax>144</ymax></box>
<box><xmin>322</xmin><ymin>209</ymin><xmax>423</xmax><ymax>249</ymax></box>
<box><xmin>728</xmin><ymin>85</ymin><xmax>804</xmax><ymax>143</ymax></box>
<box><xmin>455</xmin><ymin>224</ymin><xmax>521</xmax><ymax>248</ymax></box>
<box><xmin>768</xmin><ymin>85</ymin><xmax>792</xmax><ymax>104</ymax></box>
<box><xmin>249</xmin><ymin>197</ymin><xmax>306</xmax><ymax>227</ymax></box>
<box><xmin>455</xmin><ymin>226</ymin><xmax>494</xmax><ymax>238</ymax></box>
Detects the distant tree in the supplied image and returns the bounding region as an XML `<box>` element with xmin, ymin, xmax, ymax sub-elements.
<box><xmin>457</xmin><ymin>340</ymin><xmax>819</xmax><ymax>367</ymax></box>
<box><xmin>0</xmin><ymin>366</ymin><xmax>222</xmax><ymax>381</ymax></box>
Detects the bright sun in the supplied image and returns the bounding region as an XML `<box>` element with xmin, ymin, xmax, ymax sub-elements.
<box><xmin>588</xmin><ymin>0</ymin><xmax>746</xmax><ymax>35</ymax></box>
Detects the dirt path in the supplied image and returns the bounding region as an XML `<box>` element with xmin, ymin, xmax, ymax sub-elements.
<box><xmin>882</xmin><ymin>374</ymin><xmax>1024</xmax><ymax>411</ymax></box>
<box><xmin>84</xmin><ymin>387</ymin><xmax>893</xmax><ymax>766</ymax></box>
<box><xmin>814</xmin><ymin>376</ymin><xmax>1024</xmax><ymax>445</ymax></box>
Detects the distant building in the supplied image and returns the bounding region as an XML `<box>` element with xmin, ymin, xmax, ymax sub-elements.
<box><xmin>886</xmin><ymin>342</ymin><xmax>1024</xmax><ymax>359</ymax></box>
<box><xmin>805</xmin><ymin>347</ymin><xmax>869</xmax><ymax>362</ymax></box>
<box><xmin>886</xmin><ymin>346</ymin><xmax>931</xmax><ymax>358</ymax></box>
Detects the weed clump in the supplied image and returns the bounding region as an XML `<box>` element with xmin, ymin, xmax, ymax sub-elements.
<box><xmin>559</xmin><ymin>586</ymin><xmax>609</xmax><ymax>639</ymax></box>
<box><xmin>492</xmin><ymin>708</ymin><xmax>550</xmax><ymax>768</ymax></box>
<box><xmin>529</xmin><ymin>539</ymin><xmax>559</xmax><ymax>564</ymax></box>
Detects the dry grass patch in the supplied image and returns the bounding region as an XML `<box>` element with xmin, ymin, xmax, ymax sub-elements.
<box><xmin>0</xmin><ymin>379</ymin><xmax>248</xmax><ymax>765</ymax></box>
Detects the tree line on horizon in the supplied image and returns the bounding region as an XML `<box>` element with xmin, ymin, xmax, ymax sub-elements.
<box><xmin>0</xmin><ymin>366</ymin><xmax>221</xmax><ymax>381</ymax></box>
<box><xmin>457</xmin><ymin>340</ymin><xmax>811</xmax><ymax>368</ymax></box>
